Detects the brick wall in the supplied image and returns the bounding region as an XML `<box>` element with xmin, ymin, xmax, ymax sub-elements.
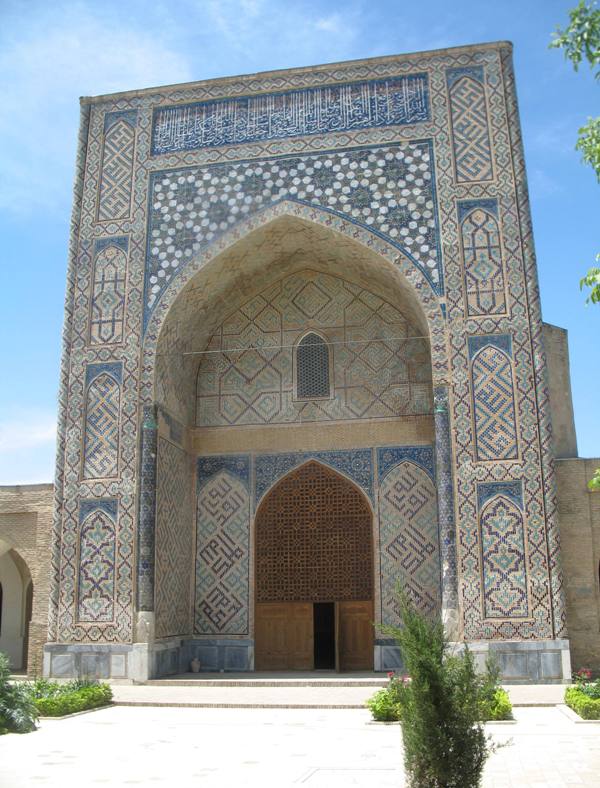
<box><xmin>0</xmin><ymin>484</ymin><xmax>53</xmax><ymax>675</ymax></box>
<box><xmin>556</xmin><ymin>458</ymin><xmax>600</xmax><ymax>671</ymax></box>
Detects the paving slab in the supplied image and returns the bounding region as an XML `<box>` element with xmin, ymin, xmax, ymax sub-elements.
<box><xmin>110</xmin><ymin>679</ymin><xmax>568</xmax><ymax>709</ymax></box>
<box><xmin>0</xmin><ymin>706</ymin><xmax>599</xmax><ymax>787</ymax></box>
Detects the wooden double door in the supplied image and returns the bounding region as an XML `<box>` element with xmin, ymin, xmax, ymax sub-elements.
<box><xmin>255</xmin><ymin>600</ymin><xmax>374</xmax><ymax>671</ymax></box>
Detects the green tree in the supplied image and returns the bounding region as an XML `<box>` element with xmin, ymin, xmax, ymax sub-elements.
<box><xmin>382</xmin><ymin>594</ymin><xmax>498</xmax><ymax>787</ymax></box>
<box><xmin>550</xmin><ymin>2</ymin><xmax>600</xmax><ymax>491</ymax></box>
<box><xmin>550</xmin><ymin>0</ymin><xmax>600</xmax><ymax>306</ymax></box>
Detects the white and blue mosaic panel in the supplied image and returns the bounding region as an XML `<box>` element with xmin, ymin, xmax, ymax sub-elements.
<box><xmin>155</xmin><ymin>438</ymin><xmax>193</xmax><ymax>639</ymax></box>
<box><xmin>377</xmin><ymin>447</ymin><xmax>439</xmax><ymax>626</ymax></box>
<box><xmin>151</xmin><ymin>75</ymin><xmax>429</xmax><ymax>154</ymax></box>
<box><xmin>254</xmin><ymin>448</ymin><xmax>374</xmax><ymax>506</ymax></box>
<box><xmin>89</xmin><ymin>237</ymin><xmax>128</xmax><ymax>346</ymax></box>
<box><xmin>97</xmin><ymin>110</ymin><xmax>137</xmax><ymax>222</ymax></box>
<box><xmin>145</xmin><ymin>139</ymin><xmax>441</xmax><ymax>326</ymax></box>
<box><xmin>468</xmin><ymin>335</ymin><xmax>518</xmax><ymax>462</ymax></box>
<box><xmin>77</xmin><ymin>499</ymin><xmax>118</xmax><ymax>623</ymax></box>
<box><xmin>197</xmin><ymin>270</ymin><xmax>432</xmax><ymax>427</ymax></box>
<box><xmin>195</xmin><ymin>457</ymin><xmax>250</xmax><ymax>635</ymax></box>
<box><xmin>477</xmin><ymin>481</ymin><xmax>529</xmax><ymax>619</ymax></box>
<box><xmin>82</xmin><ymin>362</ymin><xmax>122</xmax><ymax>479</ymax></box>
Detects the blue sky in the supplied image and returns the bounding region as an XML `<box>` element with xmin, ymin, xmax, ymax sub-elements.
<box><xmin>0</xmin><ymin>0</ymin><xmax>598</xmax><ymax>483</ymax></box>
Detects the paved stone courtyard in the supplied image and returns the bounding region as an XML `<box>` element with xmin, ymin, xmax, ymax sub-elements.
<box><xmin>1</xmin><ymin>705</ymin><xmax>599</xmax><ymax>787</ymax></box>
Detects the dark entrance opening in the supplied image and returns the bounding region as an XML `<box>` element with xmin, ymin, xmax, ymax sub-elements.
<box><xmin>313</xmin><ymin>602</ymin><xmax>335</xmax><ymax>669</ymax></box>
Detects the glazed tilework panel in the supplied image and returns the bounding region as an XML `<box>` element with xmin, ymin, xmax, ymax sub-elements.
<box><xmin>195</xmin><ymin>466</ymin><xmax>250</xmax><ymax>634</ymax></box>
<box><xmin>255</xmin><ymin>448</ymin><xmax>373</xmax><ymax>504</ymax></box>
<box><xmin>89</xmin><ymin>238</ymin><xmax>127</xmax><ymax>345</ymax></box>
<box><xmin>377</xmin><ymin>452</ymin><xmax>439</xmax><ymax>626</ymax></box>
<box><xmin>50</xmin><ymin>44</ymin><xmax>565</xmax><ymax>651</ymax></box>
<box><xmin>77</xmin><ymin>500</ymin><xmax>117</xmax><ymax>623</ymax></box>
<box><xmin>446</xmin><ymin>67</ymin><xmax>493</xmax><ymax>183</ymax></box>
<box><xmin>155</xmin><ymin>438</ymin><xmax>192</xmax><ymax>639</ymax></box>
<box><xmin>82</xmin><ymin>363</ymin><xmax>122</xmax><ymax>479</ymax></box>
<box><xmin>97</xmin><ymin>112</ymin><xmax>137</xmax><ymax>221</ymax></box>
<box><xmin>479</xmin><ymin>485</ymin><xmax>529</xmax><ymax>619</ymax></box>
<box><xmin>470</xmin><ymin>339</ymin><xmax>518</xmax><ymax>462</ymax></box>
<box><xmin>151</xmin><ymin>75</ymin><xmax>430</xmax><ymax>154</ymax></box>
<box><xmin>145</xmin><ymin>139</ymin><xmax>442</xmax><ymax>326</ymax></box>
<box><xmin>196</xmin><ymin>270</ymin><xmax>432</xmax><ymax>426</ymax></box>
<box><xmin>459</xmin><ymin>200</ymin><xmax>507</xmax><ymax>317</ymax></box>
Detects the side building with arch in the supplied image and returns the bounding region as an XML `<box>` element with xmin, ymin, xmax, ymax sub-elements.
<box><xmin>38</xmin><ymin>43</ymin><xmax>600</xmax><ymax>681</ymax></box>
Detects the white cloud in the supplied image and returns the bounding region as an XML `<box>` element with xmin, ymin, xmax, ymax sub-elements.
<box><xmin>0</xmin><ymin>3</ymin><xmax>193</xmax><ymax>217</ymax></box>
<box><xmin>0</xmin><ymin>412</ymin><xmax>56</xmax><ymax>453</ymax></box>
<box><xmin>0</xmin><ymin>410</ymin><xmax>56</xmax><ymax>485</ymax></box>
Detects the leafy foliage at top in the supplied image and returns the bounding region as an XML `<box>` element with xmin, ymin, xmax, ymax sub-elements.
<box><xmin>550</xmin><ymin>0</ymin><xmax>600</xmax><ymax>76</ymax></box>
<box><xmin>550</xmin><ymin>2</ymin><xmax>600</xmax><ymax>308</ymax></box>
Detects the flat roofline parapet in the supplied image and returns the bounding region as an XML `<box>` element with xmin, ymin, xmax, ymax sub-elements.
<box><xmin>80</xmin><ymin>40</ymin><xmax>513</xmax><ymax>105</ymax></box>
<box><xmin>0</xmin><ymin>483</ymin><xmax>54</xmax><ymax>492</ymax></box>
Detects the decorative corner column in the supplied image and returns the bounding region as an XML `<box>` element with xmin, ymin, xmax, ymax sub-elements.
<box><xmin>434</xmin><ymin>386</ymin><xmax>460</xmax><ymax>640</ymax></box>
<box><xmin>135</xmin><ymin>404</ymin><xmax>158</xmax><ymax>645</ymax></box>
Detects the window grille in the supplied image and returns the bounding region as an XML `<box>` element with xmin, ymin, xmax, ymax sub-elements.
<box><xmin>296</xmin><ymin>333</ymin><xmax>330</xmax><ymax>399</ymax></box>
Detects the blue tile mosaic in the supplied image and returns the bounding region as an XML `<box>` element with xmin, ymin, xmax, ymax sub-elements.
<box><xmin>79</xmin><ymin>498</ymin><xmax>118</xmax><ymax>521</ymax></box>
<box><xmin>477</xmin><ymin>481</ymin><xmax>523</xmax><ymax>510</ymax></box>
<box><xmin>104</xmin><ymin>109</ymin><xmax>138</xmax><ymax>132</ymax></box>
<box><xmin>144</xmin><ymin>140</ymin><xmax>443</xmax><ymax>330</ymax></box>
<box><xmin>467</xmin><ymin>333</ymin><xmax>512</xmax><ymax>360</ymax></box>
<box><xmin>151</xmin><ymin>75</ymin><xmax>430</xmax><ymax>155</ymax></box>
<box><xmin>85</xmin><ymin>362</ymin><xmax>122</xmax><ymax>387</ymax></box>
<box><xmin>197</xmin><ymin>454</ymin><xmax>251</xmax><ymax>490</ymax></box>
<box><xmin>377</xmin><ymin>445</ymin><xmax>434</xmax><ymax>482</ymax></box>
<box><xmin>254</xmin><ymin>449</ymin><xmax>373</xmax><ymax>505</ymax></box>
<box><xmin>445</xmin><ymin>66</ymin><xmax>484</xmax><ymax>89</ymax></box>
<box><xmin>457</xmin><ymin>198</ymin><xmax>498</xmax><ymax>223</ymax></box>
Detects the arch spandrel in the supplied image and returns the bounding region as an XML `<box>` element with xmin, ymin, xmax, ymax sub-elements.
<box><xmin>142</xmin><ymin>203</ymin><xmax>448</xmax><ymax>413</ymax></box>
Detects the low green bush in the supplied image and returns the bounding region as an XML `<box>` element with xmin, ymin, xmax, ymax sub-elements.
<box><xmin>365</xmin><ymin>687</ymin><xmax>402</xmax><ymax>721</ymax></box>
<box><xmin>484</xmin><ymin>688</ymin><xmax>513</xmax><ymax>721</ymax></box>
<box><xmin>565</xmin><ymin>686</ymin><xmax>600</xmax><ymax>719</ymax></box>
<box><xmin>31</xmin><ymin>679</ymin><xmax>112</xmax><ymax>717</ymax></box>
<box><xmin>0</xmin><ymin>652</ymin><xmax>38</xmax><ymax>734</ymax></box>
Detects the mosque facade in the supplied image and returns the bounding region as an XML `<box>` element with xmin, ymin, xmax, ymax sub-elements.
<box><xmin>3</xmin><ymin>42</ymin><xmax>596</xmax><ymax>681</ymax></box>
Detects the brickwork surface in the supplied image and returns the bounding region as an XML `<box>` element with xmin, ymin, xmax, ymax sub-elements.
<box><xmin>0</xmin><ymin>484</ymin><xmax>53</xmax><ymax>675</ymax></box>
<box><xmin>556</xmin><ymin>458</ymin><xmax>600</xmax><ymax>671</ymax></box>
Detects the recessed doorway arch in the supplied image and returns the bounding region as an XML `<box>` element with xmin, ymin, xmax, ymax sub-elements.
<box><xmin>254</xmin><ymin>460</ymin><xmax>374</xmax><ymax>671</ymax></box>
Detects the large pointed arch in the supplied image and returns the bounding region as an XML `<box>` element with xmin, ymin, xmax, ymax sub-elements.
<box><xmin>254</xmin><ymin>460</ymin><xmax>373</xmax><ymax>603</ymax></box>
<box><xmin>141</xmin><ymin>201</ymin><xmax>448</xmax><ymax>411</ymax></box>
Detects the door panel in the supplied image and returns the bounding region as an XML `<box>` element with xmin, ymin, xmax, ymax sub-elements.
<box><xmin>338</xmin><ymin>600</ymin><xmax>374</xmax><ymax>671</ymax></box>
<box><xmin>255</xmin><ymin>602</ymin><xmax>313</xmax><ymax>670</ymax></box>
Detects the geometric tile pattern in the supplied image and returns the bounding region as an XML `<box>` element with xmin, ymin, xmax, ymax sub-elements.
<box><xmin>49</xmin><ymin>44</ymin><xmax>567</xmax><ymax>653</ymax></box>
<box><xmin>460</xmin><ymin>203</ymin><xmax>506</xmax><ymax>316</ymax></box>
<box><xmin>145</xmin><ymin>139</ymin><xmax>442</xmax><ymax>324</ymax></box>
<box><xmin>479</xmin><ymin>490</ymin><xmax>529</xmax><ymax>618</ymax></box>
<box><xmin>447</xmin><ymin>68</ymin><xmax>493</xmax><ymax>183</ymax></box>
<box><xmin>195</xmin><ymin>471</ymin><xmax>249</xmax><ymax>634</ymax></box>
<box><xmin>77</xmin><ymin>502</ymin><xmax>117</xmax><ymax>623</ymax></box>
<box><xmin>255</xmin><ymin>460</ymin><xmax>373</xmax><ymax>603</ymax></box>
<box><xmin>196</xmin><ymin>270</ymin><xmax>432</xmax><ymax>426</ymax></box>
<box><xmin>98</xmin><ymin>117</ymin><xmax>136</xmax><ymax>221</ymax></box>
<box><xmin>89</xmin><ymin>240</ymin><xmax>127</xmax><ymax>345</ymax></box>
<box><xmin>151</xmin><ymin>74</ymin><xmax>430</xmax><ymax>154</ymax></box>
<box><xmin>255</xmin><ymin>448</ymin><xmax>374</xmax><ymax>504</ymax></box>
<box><xmin>83</xmin><ymin>365</ymin><xmax>121</xmax><ymax>479</ymax></box>
<box><xmin>155</xmin><ymin>438</ymin><xmax>192</xmax><ymax>638</ymax></box>
<box><xmin>378</xmin><ymin>460</ymin><xmax>440</xmax><ymax>626</ymax></box>
<box><xmin>471</xmin><ymin>343</ymin><xmax>518</xmax><ymax>462</ymax></box>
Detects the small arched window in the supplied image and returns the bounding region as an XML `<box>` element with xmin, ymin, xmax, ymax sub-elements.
<box><xmin>296</xmin><ymin>333</ymin><xmax>330</xmax><ymax>399</ymax></box>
